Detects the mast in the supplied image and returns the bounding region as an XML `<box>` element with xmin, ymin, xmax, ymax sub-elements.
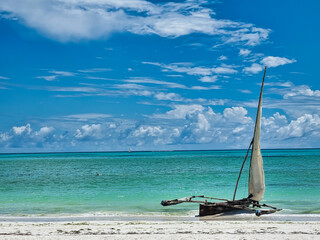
<box><xmin>248</xmin><ymin>66</ymin><xmax>267</xmax><ymax>201</ymax></box>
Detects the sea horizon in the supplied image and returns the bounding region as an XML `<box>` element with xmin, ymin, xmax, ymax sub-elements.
<box><xmin>2</xmin><ymin>147</ymin><xmax>320</xmax><ymax>155</ymax></box>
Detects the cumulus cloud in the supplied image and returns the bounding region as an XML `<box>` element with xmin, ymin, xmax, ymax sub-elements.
<box><xmin>276</xmin><ymin>114</ymin><xmax>320</xmax><ymax>139</ymax></box>
<box><xmin>0</xmin><ymin>124</ymin><xmax>57</xmax><ymax>149</ymax></box>
<box><xmin>257</xmin><ymin>111</ymin><xmax>320</xmax><ymax>148</ymax></box>
<box><xmin>148</xmin><ymin>104</ymin><xmax>256</xmax><ymax>146</ymax></box>
<box><xmin>0</xmin><ymin>0</ymin><xmax>270</xmax><ymax>44</ymax></box>
<box><xmin>12</xmin><ymin>123</ymin><xmax>32</xmax><ymax>135</ymax></box>
<box><xmin>263</xmin><ymin>112</ymin><xmax>287</xmax><ymax>127</ymax></box>
<box><xmin>133</xmin><ymin>126</ymin><xmax>163</xmax><ymax>138</ymax></box>
<box><xmin>0</xmin><ymin>105</ymin><xmax>254</xmax><ymax>150</ymax></box>
<box><xmin>2</xmin><ymin>107</ymin><xmax>320</xmax><ymax>151</ymax></box>
<box><xmin>35</xmin><ymin>126</ymin><xmax>54</xmax><ymax>137</ymax></box>
<box><xmin>125</xmin><ymin>124</ymin><xmax>180</xmax><ymax>146</ymax></box>
<box><xmin>75</xmin><ymin>124</ymin><xmax>103</xmax><ymax>140</ymax></box>
<box><xmin>0</xmin><ymin>132</ymin><xmax>11</xmax><ymax>143</ymax></box>
<box><xmin>262</xmin><ymin>112</ymin><xmax>287</xmax><ymax>137</ymax></box>
<box><xmin>223</xmin><ymin>107</ymin><xmax>251</xmax><ymax>124</ymax></box>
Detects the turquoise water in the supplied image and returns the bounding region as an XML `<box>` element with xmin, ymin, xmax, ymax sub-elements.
<box><xmin>0</xmin><ymin>149</ymin><xmax>319</xmax><ymax>217</ymax></box>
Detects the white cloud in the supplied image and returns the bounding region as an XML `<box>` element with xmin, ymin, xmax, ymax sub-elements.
<box><xmin>238</xmin><ymin>89</ymin><xmax>252</xmax><ymax>94</ymax></box>
<box><xmin>0</xmin><ymin>132</ymin><xmax>11</xmax><ymax>142</ymax></box>
<box><xmin>148</xmin><ymin>104</ymin><xmax>255</xmax><ymax>145</ymax></box>
<box><xmin>191</xmin><ymin>85</ymin><xmax>221</xmax><ymax>90</ymax></box>
<box><xmin>218</xmin><ymin>55</ymin><xmax>227</xmax><ymax>61</ymax></box>
<box><xmin>153</xmin><ymin>104</ymin><xmax>205</xmax><ymax>119</ymax></box>
<box><xmin>35</xmin><ymin>126</ymin><xmax>54</xmax><ymax>137</ymax></box>
<box><xmin>3</xmin><ymin>106</ymin><xmax>320</xmax><ymax>151</ymax></box>
<box><xmin>144</xmin><ymin>62</ymin><xmax>212</xmax><ymax>76</ymax></box>
<box><xmin>46</xmin><ymin>86</ymin><xmax>98</xmax><ymax>92</ymax></box>
<box><xmin>243</xmin><ymin>56</ymin><xmax>296</xmax><ymax>74</ymax></box>
<box><xmin>243</xmin><ymin>63</ymin><xmax>264</xmax><ymax>74</ymax></box>
<box><xmin>0</xmin><ymin>0</ymin><xmax>270</xmax><ymax>44</ymax></box>
<box><xmin>50</xmin><ymin>70</ymin><xmax>74</xmax><ymax>76</ymax></box>
<box><xmin>133</xmin><ymin>126</ymin><xmax>164</xmax><ymax>138</ymax></box>
<box><xmin>37</xmin><ymin>75</ymin><xmax>57</xmax><ymax>81</ymax></box>
<box><xmin>199</xmin><ymin>76</ymin><xmax>218</xmax><ymax>83</ymax></box>
<box><xmin>212</xmin><ymin>65</ymin><xmax>237</xmax><ymax>74</ymax></box>
<box><xmin>112</xmin><ymin>83</ymin><xmax>147</xmax><ymax>90</ymax></box>
<box><xmin>65</xmin><ymin>113</ymin><xmax>112</xmax><ymax>121</ymax></box>
<box><xmin>283</xmin><ymin>85</ymin><xmax>320</xmax><ymax>99</ymax></box>
<box><xmin>125</xmin><ymin>77</ymin><xmax>187</xmax><ymax>89</ymax></box>
<box><xmin>75</xmin><ymin>124</ymin><xmax>103</xmax><ymax>140</ymax></box>
<box><xmin>265</xmin><ymin>112</ymin><xmax>287</xmax><ymax>123</ymax></box>
<box><xmin>261</xmin><ymin>56</ymin><xmax>296</xmax><ymax>68</ymax></box>
<box><xmin>127</xmin><ymin>124</ymin><xmax>179</xmax><ymax>146</ymax></box>
<box><xmin>78</xmin><ymin>68</ymin><xmax>111</xmax><ymax>73</ymax></box>
<box><xmin>37</xmin><ymin>70</ymin><xmax>75</xmax><ymax>81</ymax></box>
<box><xmin>180</xmin><ymin>112</ymin><xmax>212</xmax><ymax>143</ymax></box>
<box><xmin>276</xmin><ymin>114</ymin><xmax>320</xmax><ymax>139</ymax></box>
<box><xmin>0</xmin><ymin>124</ymin><xmax>59</xmax><ymax>149</ymax></box>
<box><xmin>12</xmin><ymin>123</ymin><xmax>32</xmax><ymax>135</ymax></box>
<box><xmin>143</xmin><ymin>62</ymin><xmax>237</xmax><ymax>84</ymax></box>
<box><xmin>225</xmin><ymin>27</ymin><xmax>270</xmax><ymax>46</ymax></box>
<box><xmin>154</xmin><ymin>92</ymin><xmax>184</xmax><ymax>101</ymax></box>
<box><xmin>233</xmin><ymin>126</ymin><xmax>245</xmax><ymax>134</ymax></box>
<box><xmin>239</xmin><ymin>49</ymin><xmax>251</xmax><ymax>56</ymax></box>
<box><xmin>265</xmin><ymin>81</ymin><xmax>293</xmax><ymax>87</ymax></box>
<box><xmin>223</xmin><ymin>107</ymin><xmax>251</xmax><ymax>124</ymax></box>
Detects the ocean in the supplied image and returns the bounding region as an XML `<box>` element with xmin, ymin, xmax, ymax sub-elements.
<box><xmin>0</xmin><ymin>149</ymin><xmax>319</xmax><ymax>220</ymax></box>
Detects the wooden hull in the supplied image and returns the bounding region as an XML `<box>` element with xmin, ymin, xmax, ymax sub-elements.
<box><xmin>199</xmin><ymin>198</ymin><xmax>251</xmax><ymax>216</ymax></box>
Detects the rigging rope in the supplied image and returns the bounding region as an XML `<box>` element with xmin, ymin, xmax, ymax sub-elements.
<box><xmin>233</xmin><ymin>138</ymin><xmax>253</xmax><ymax>201</ymax></box>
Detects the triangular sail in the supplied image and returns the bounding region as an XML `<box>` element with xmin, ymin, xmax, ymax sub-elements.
<box><xmin>248</xmin><ymin>66</ymin><xmax>267</xmax><ymax>201</ymax></box>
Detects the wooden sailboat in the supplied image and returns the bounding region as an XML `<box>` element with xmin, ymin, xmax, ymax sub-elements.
<box><xmin>161</xmin><ymin>66</ymin><xmax>281</xmax><ymax>217</ymax></box>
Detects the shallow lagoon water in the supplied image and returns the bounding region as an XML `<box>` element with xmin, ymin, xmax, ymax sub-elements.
<box><xmin>0</xmin><ymin>149</ymin><xmax>319</xmax><ymax>218</ymax></box>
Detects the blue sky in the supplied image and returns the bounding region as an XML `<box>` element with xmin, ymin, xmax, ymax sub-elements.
<box><xmin>0</xmin><ymin>0</ymin><xmax>319</xmax><ymax>152</ymax></box>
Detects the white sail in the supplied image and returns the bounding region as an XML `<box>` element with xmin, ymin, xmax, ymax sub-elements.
<box><xmin>248</xmin><ymin>67</ymin><xmax>266</xmax><ymax>201</ymax></box>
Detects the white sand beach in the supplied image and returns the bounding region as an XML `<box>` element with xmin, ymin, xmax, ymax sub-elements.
<box><xmin>1</xmin><ymin>220</ymin><xmax>319</xmax><ymax>240</ymax></box>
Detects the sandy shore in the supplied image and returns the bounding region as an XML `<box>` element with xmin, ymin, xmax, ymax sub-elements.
<box><xmin>0</xmin><ymin>220</ymin><xmax>319</xmax><ymax>239</ymax></box>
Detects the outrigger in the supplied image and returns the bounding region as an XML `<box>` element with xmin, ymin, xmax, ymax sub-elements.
<box><xmin>161</xmin><ymin>67</ymin><xmax>281</xmax><ymax>217</ymax></box>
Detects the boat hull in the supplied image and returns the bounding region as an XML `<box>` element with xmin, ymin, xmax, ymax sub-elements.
<box><xmin>199</xmin><ymin>198</ymin><xmax>251</xmax><ymax>216</ymax></box>
<box><xmin>200</xmin><ymin>204</ymin><xmax>232</xmax><ymax>216</ymax></box>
